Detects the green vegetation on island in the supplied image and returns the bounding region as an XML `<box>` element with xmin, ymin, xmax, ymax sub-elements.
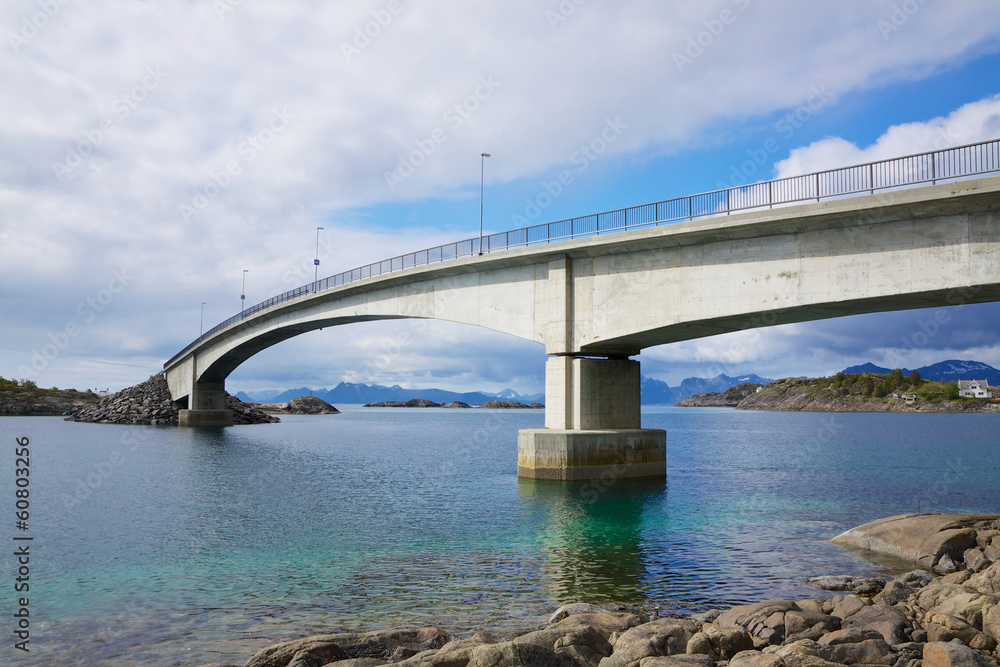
<box><xmin>679</xmin><ymin>369</ymin><xmax>999</xmax><ymax>412</ymax></box>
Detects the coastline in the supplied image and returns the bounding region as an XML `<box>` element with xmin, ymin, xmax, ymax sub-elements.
<box><xmin>196</xmin><ymin>513</ymin><xmax>1000</xmax><ymax>667</ymax></box>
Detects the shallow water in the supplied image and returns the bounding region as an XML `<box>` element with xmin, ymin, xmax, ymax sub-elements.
<box><xmin>1</xmin><ymin>407</ymin><xmax>997</xmax><ymax>666</ymax></box>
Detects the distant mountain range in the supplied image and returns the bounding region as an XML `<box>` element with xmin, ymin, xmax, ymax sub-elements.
<box><xmin>235</xmin><ymin>360</ymin><xmax>1000</xmax><ymax>407</ymax></box>
<box><xmin>841</xmin><ymin>359</ymin><xmax>1000</xmax><ymax>386</ymax></box>
<box><xmin>235</xmin><ymin>382</ymin><xmax>545</xmax><ymax>406</ymax></box>
<box><xmin>236</xmin><ymin>374</ymin><xmax>774</xmax><ymax>406</ymax></box>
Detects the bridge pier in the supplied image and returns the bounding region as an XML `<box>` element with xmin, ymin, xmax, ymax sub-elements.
<box><xmin>177</xmin><ymin>380</ymin><xmax>233</xmax><ymax>427</ymax></box>
<box><xmin>517</xmin><ymin>356</ymin><xmax>666</xmax><ymax>481</ymax></box>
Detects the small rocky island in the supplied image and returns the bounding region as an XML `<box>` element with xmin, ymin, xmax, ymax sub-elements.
<box><xmin>197</xmin><ymin>512</ymin><xmax>1000</xmax><ymax>667</ymax></box>
<box><xmin>250</xmin><ymin>396</ymin><xmax>341</xmax><ymax>415</ymax></box>
<box><xmin>678</xmin><ymin>371</ymin><xmax>1000</xmax><ymax>413</ymax></box>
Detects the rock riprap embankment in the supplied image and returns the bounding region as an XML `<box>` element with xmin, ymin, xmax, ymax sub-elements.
<box><xmin>197</xmin><ymin>513</ymin><xmax>1000</xmax><ymax>667</ymax></box>
<box><xmin>67</xmin><ymin>373</ymin><xmax>278</xmax><ymax>425</ymax></box>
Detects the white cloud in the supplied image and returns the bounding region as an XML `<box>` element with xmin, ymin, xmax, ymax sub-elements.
<box><xmin>775</xmin><ymin>94</ymin><xmax>1000</xmax><ymax>177</ymax></box>
<box><xmin>2</xmin><ymin>1</ymin><xmax>1000</xmax><ymax>391</ymax></box>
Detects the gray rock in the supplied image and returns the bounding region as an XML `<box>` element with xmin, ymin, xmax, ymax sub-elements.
<box><xmin>965</xmin><ymin>560</ymin><xmax>1000</xmax><ymax>597</ymax></box>
<box><xmin>548</xmin><ymin>603</ymin><xmax>616</xmax><ymax>625</ymax></box>
<box><xmin>688</xmin><ymin>610</ymin><xmax>723</xmax><ymax>624</ymax></box>
<box><xmin>840</xmin><ymin>604</ymin><xmax>912</xmax><ymax>645</ymax></box>
<box><xmin>466</xmin><ymin>641</ymin><xmax>571</xmax><ymax>667</ymax></box>
<box><xmin>598</xmin><ymin>618</ymin><xmax>702</xmax><ymax>667</ymax></box>
<box><xmin>728</xmin><ymin>649</ymin><xmax>785</xmax><ymax>667</ymax></box>
<box><xmin>826</xmin><ymin>638</ymin><xmax>894</xmax><ymax>665</ymax></box>
<box><xmin>818</xmin><ymin>628</ymin><xmax>885</xmax><ymax>646</ymax></box>
<box><xmin>804</xmin><ymin>576</ymin><xmax>885</xmax><ymax>595</ymax></box>
<box><xmin>936</xmin><ymin>554</ymin><xmax>959</xmax><ymax>575</ymax></box>
<box><xmin>784</xmin><ymin>612</ymin><xmax>840</xmax><ymax>637</ymax></box>
<box><xmin>923</xmin><ymin>640</ymin><xmax>995</xmax><ymax>667</ymax></box>
<box><xmin>717</xmin><ymin>601</ymin><xmax>800</xmax><ymax>647</ymax></box>
<box><xmin>965</xmin><ymin>548</ymin><xmax>992</xmax><ymax>573</ymax></box>
<box><xmin>831</xmin><ymin>596</ymin><xmax>869</xmax><ymax>621</ymax></box>
<box><xmin>637</xmin><ymin>656</ymin><xmax>714</xmax><ymax>667</ymax></box>
<box><xmin>830</xmin><ymin>514</ymin><xmax>992</xmax><ymax>566</ymax></box>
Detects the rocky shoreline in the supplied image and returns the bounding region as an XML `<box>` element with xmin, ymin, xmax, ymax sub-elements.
<box><xmin>679</xmin><ymin>379</ymin><xmax>1000</xmax><ymax>413</ymax></box>
<box><xmin>195</xmin><ymin>513</ymin><xmax>1000</xmax><ymax>667</ymax></box>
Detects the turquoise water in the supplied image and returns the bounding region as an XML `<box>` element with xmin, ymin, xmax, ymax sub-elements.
<box><xmin>1</xmin><ymin>407</ymin><xmax>998</xmax><ymax>666</ymax></box>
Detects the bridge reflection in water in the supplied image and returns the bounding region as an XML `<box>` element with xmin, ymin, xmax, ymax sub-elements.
<box><xmin>518</xmin><ymin>478</ymin><xmax>666</xmax><ymax>605</ymax></box>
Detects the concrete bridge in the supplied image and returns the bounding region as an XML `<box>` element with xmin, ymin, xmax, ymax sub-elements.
<box><xmin>164</xmin><ymin>143</ymin><xmax>1000</xmax><ymax>481</ymax></box>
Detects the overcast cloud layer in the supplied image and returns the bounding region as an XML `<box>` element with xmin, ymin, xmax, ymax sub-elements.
<box><xmin>2</xmin><ymin>1</ymin><xmax>1000</xmax><ymax>394</ymax></box>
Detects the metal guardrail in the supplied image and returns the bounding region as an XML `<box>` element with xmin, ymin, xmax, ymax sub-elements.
<box><xmin>165</xmin><ymin>138</ymin><xmax>1000</xmax><ymax>368</ymax></box>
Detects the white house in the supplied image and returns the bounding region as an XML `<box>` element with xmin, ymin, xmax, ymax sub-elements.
<box><xmin>958</xmin><ymin>380</ymin><xmax>992</xmax><ymax>398</ymax></box>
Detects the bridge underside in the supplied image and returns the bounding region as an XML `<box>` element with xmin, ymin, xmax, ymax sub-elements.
<box><xmin>163</xmin><ymin>176</ymin><xmax>1000</xmax><ymax>481</ymax></box>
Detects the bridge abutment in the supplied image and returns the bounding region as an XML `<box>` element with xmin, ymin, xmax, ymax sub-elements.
<box><xmin>517</xmin><ymin>356</ymin><xmax>666</xmax><ymax>480</ymax></box>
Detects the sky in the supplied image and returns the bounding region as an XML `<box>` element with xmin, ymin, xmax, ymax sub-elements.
<box><xmin>2</xmin><ymin>1</ymin><xmax>1000</xmax><ymax>396</ymax></box>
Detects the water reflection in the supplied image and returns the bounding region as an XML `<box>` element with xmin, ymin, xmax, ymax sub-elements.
<box><xmin>518</xmin><ymin>478</ymin><xmax>667</xmax><ymax>604</ymax></box>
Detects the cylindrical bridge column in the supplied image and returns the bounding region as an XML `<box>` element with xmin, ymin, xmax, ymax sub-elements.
<box><xmin>518</xmin><ymin>354</ymin><xmax>666</xmax><ymax>481</ymax></box>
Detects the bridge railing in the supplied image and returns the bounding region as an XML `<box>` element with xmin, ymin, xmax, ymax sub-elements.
<box><xmin>165</xmin><ymin>137</ymin><xmax>1000</xmax><ymax>368</ymax></box>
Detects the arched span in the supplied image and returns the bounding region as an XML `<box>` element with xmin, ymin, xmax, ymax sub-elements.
<box><xmin>165</xmin><ymin>175</ymin><xmax>1000</xmax><ymax>409</ymax></box>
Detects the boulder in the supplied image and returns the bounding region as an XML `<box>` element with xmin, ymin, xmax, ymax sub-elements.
<box><xmin>636</xmin><ymin>656</ymin><xmax>713</xmax><ymax>667</ymax></box>
<box><xmin>817</xmin><ymin>628</ymin><xmax>885</xmax><ymax>646</ymax></box>
<box><xmin>244</xmin><ymin>628</ymin><xmax>450</xmax><ymax>667</ymax></box>
<box><xmin>831</xmin><ymin>596</ymin><xmax>869</xmax><ymax>621</ymax></box>
<box><xmin>729</xmin><ymin>650</ymin><xmax>786</xmax><ymax>667</ymax></box>
<box><xmin>466</xmin><ymin>641</ymin><xmax>571</xmax><ymax>667</ymax></box>
<box><xmin>394</xmin><ymin>635</ymin><xmax>500</xmax><ymax>667</ymax></box>
<box><xmin>966</xmin><ymin>548</ymin><xmax>993</xmax><ymax>574</ymax></box>
<box><xmin>840</xmin><ymin>604</ymin><xmax>912</xmax><ymax>645</ymax></box>
<box><xmin>984</xmin><ymin>604</ymin><xmax>1000</xmax><ymax>643</ymax></box>
<box><xmin>805</xmin><ymin>576</ymin><xmax>885</xmax><ymax>596</ymax></box>
<box><xmin>716</xmin><ymin>601</ymin><xmax>800</xmax><ymax>646</ymax></box>
<box><xmin>875</xmin><ymin>571</ymin><xmax>935</xmax><ymax>606</ymax></box>
<box><xmin>830</xmin><ymin>514</ymin><xmax>996</xmax><ymax>567</ymax></box>
<box><xmin>923</xmin><ymin>640</ymin><xmax>995</xmax><ymax>667</ymax></box>
<box><xmin>966</xmin><ymin>561</ymin><xmax>1000</xmax><ymax>597</ymax></box>
<box><xmin>684</xmin><ymin>625</ymin><xmax>753</xmax><ymax>660</ymax></box>
<box><xmin>598</xmin><ymin>618</ymin><xmax>701</xmax><ymax>667</ymax></box>
<box><xmin>784</xmin><ymin>612</ymin><xmax>840</xmax><ymax>637</ymax></box>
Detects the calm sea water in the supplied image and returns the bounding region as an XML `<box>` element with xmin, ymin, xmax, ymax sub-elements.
<box><xmin>1</xmin><ymin>407</ymin><xmax>998</xmax><ymax>666</ymax></box>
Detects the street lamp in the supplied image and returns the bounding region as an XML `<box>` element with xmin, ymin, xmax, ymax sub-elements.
<box><xmin>200</xmin><ymin>301</ymin><xmax>206</xmax><ymax>335</ymax></box>
<box><xmin>479</xmin><ymin>152</ymin><xmax>491</xmax><ymax>255</ymax></box>
<box><xmin>314</xmin><ymin>227</ymin><xmax>324</xmax><ymax>282</ymax></box>
<box><xmin>241</xmin><ymin>269</ymin><xmax>248</xmax><ymax>313</ymax></box>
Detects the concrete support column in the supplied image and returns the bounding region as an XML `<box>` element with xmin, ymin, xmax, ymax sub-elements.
<box><xmin>178</xmin><ymin>364</ymin><xmax>233</xmax><ymax>427</ymax></box>
<box><xmin>519</xmin><ymin>355</ymin><xmax>665</xmax><ymax>481</ymax></box>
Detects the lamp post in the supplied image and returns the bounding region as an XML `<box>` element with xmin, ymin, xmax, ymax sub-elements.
<box><xmin>200</xmin><ymin>301</ymin><xmax>206</xmax><ymax>335</ymax></box>
<box><xmin>479</xmin><ymin>152</ymin><xmax>490</xmax><ymax>255</ymax></box>
<box><xmin>314</xmin><ymin>227</ymin><xmax>324</xmax><ymax>282</ymax></box>
<box><xmin>241</xmin><ymin>269</ymin><xmax>248</xmax><ymax>313</ymax></box>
